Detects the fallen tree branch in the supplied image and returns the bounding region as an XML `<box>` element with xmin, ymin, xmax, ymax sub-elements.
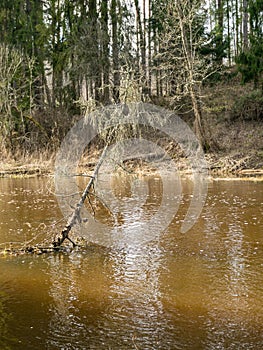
<box><xmin>53</xmin><ymin>146</ymin><xmax>108</xmax><ymax>248</ymax></box>
<box><xmin>238</xmin><ymin>169</ymin><xmax>263</xmax><ymax>175</ymax></box>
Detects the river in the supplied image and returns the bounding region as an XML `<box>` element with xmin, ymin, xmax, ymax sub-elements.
<box><xmin>0</xmin><ymin>175</ymin><xmax>263</xmax><ymax>349</ymax></box>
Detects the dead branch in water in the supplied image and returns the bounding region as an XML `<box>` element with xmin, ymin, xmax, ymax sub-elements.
<box><xmin>53</xmin><ymin>146</ymin><xmax>108</xmax><ymax>248</ymax></box>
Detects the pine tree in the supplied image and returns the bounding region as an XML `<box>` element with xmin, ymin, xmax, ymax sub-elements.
<box><xmin>237</xmin><ymin>0</ymin><xmax>263</xmax><ymax>91</ymax></box>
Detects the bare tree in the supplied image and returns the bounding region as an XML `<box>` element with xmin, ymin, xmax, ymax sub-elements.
<box><xmin>156</xmin><ymin>0</ymin><xmax>210</xmax><ymax>148</ymax></box>
<box><xmin>242</xmin><ymin>0</ymin><xmax>249</xmax><ymax>50</ymax></box>
<box><xmin>0</xmin><ymin>44</ymin><xmax>34</xmax><ymax>150</ymax></box>
<box><xmin>176</xmin><ymin>1</ymin><xmax>206</xmax><ymax>145</ymax></box>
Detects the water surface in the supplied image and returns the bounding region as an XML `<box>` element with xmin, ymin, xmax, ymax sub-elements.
<box><xmin>0</xmin><ymin>176</ymin><xmax>263</xmax><ymax>349</ymax></box>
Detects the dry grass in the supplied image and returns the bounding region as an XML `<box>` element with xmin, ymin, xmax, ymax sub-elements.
<box><xmin>0</xmin><ymin>147</ymin><xmax>55</xmax><ymax>176</ymax></box>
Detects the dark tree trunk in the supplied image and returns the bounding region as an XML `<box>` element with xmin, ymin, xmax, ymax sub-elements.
<box><xmin>101</xmin><ymin>0</ymin><xmax>110</xmax><ymax>103</ymax></box>
<box><xmin>243</xmin><ymin>0</ymin><xmax>249</xmax><ymax>50</ymax></box>
<box><xmin>111</xmin><ymin>0</ymin><xmax>120</xmax><ymax>103</ymax></box>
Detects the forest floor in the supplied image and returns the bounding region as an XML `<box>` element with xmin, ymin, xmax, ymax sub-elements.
<box><xmin>201</xmin><ymin>80</ymin><xmax>263</xmax><ymax>178</ymax></box>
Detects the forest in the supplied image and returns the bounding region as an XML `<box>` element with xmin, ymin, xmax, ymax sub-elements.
<box><xmin>0</xmin><ymin>0</ymin><xmax>262</xmax><ymax>165</ymax></box>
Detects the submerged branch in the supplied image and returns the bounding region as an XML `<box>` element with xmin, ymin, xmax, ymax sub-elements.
<box><xmin>53</xmin><ymin>146</ymin><xmax>108</xmax><ymax>248</ymax></box>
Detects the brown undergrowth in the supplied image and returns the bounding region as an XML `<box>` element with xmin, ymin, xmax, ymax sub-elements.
<box><xmin>0</xmin><ymin>148</ymin><xmax>54</xmax><ymax>177</ymax></box>
<box><xmin>1</xmin><ymin>81</ymin><xmax>262</xmax><ymax>178</ymax></box>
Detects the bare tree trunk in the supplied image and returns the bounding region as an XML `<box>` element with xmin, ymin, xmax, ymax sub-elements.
<box><xmin>235</xmin><ymin>0</ymin><xmax>240</xmax><ymax>57</ymax></box>
<box><xmin>226</xmin><ymin>0</ymin><xmax>231</xmax><ymax>65</ymax></box>
<box><xmin>134</xmin><ymin>0</ymin><xmax>147</xmax><ymax>99</ymax></box>
<box><xmin>217</xmin><ymin>0</ymin><xmax>224</xmax><ymax>64</ymax></box>
<box><xmin>176</xmin><ymin>1</ymin><xmax>206</xmax><ymax>148</ymax></box>
<box><xmin>243</xmin><ymin>0</ymin><xmax>249</xmax><ymax>50</ymax></box>
<box><xmin>148</xmin><ymin>0</ymin><xmax>152</xmax><ymax>95</ymax></box>
<box><xmin>89</xmin><ymin>0</ymin><xmax>101</xmax><ymax>102</ymax></box>
<box><xmin>190</xmin><ymin>87</ymin><xmax>206</xmax><ymax>147</ymax></box>
<box><xmin>111</xmin><ymin>0</ymin><xmax>120</xmax><ymax>103</ymax></box>
<box><xmin>101</xmin><ymin>0</ymin><xmax>110</xmax><ymax>103</ymax></box>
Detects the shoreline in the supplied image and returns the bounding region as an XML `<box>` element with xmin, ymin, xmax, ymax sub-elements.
<box><xmin>1</xmin><ymin>154</ymin><xmax>263</xmax><ymax>181</ymax></box>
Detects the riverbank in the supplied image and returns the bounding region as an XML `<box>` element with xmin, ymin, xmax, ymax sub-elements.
<box><xmin>1</xmin><ymin>82</ymin><xmax>262</xmax><ymax>179</ymax></box>
<box><xmin>1</xmin><ymin>148</ymin><xmax>263</xmax><ymax>179</ymax></box>
<box><xmin>1</xmin><ymin>129</ymin><xmax>263</xmax><ymax>179</ymax></box>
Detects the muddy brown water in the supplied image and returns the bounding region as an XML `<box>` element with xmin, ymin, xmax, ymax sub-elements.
<box><xmin>0</xmin><ymin>176</ymin><xmax>263</xmax><ymax>349</ymax></box>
